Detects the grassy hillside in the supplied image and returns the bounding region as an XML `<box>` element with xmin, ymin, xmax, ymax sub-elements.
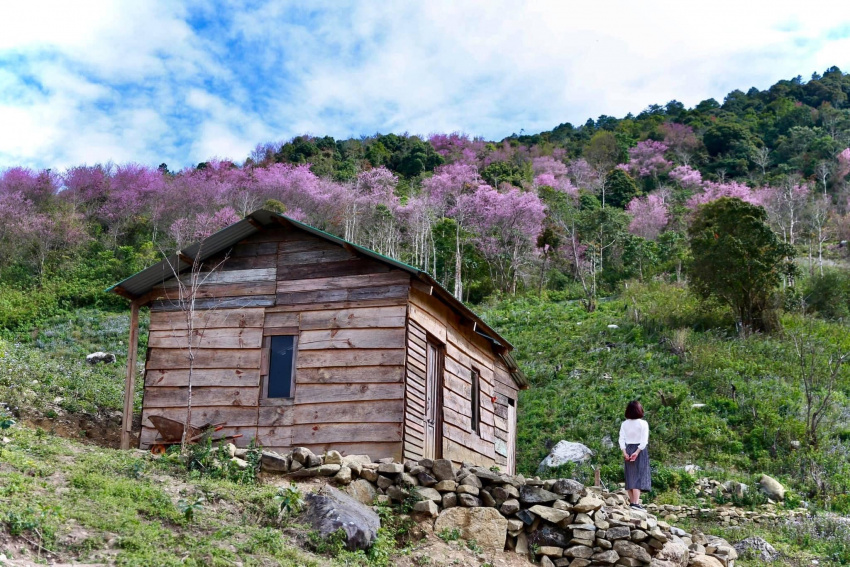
<box><xmin>480</xmin><ymin>282</ymin><xmax>850</xmax><ymax>510</ymax></box>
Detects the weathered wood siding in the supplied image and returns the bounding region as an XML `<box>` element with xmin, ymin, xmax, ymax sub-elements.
<box><xmin>142</xmin><ymin>227</ymin><xmax>407</xmax><ymax>460</ymax></box>
<box><xmin>404</xmin><ymin>287</ymin><xmax>519</xmax><ymax>472</ymax></box>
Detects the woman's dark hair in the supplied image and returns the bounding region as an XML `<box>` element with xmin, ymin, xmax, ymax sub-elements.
<box><xmin>625</xmin><ymin>400</ymin><xmax>644</xmax><ymax>419</ymax></box>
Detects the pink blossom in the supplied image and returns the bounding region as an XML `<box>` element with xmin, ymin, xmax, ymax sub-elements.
<box><xmin>837</xmin><ymin>148</ymin><xmax>850</xmax><ymax>181</ymax></box>
<box><xmin>686</xmin><ymin>181</ymin><xmax>763</xmax><ymax>208</ymax></box>
<box><xmin>626</xmin><ymin>193</ymin><xmax>668</xmax><ymax>240</ymax></box>
<box><xmin>669</xmin><ymin>165</ymin><xmax>703</xmax><ymax>190</ymax></box>
<box><xmin>621</xmin><ymin>140</ymin><xmax>672</xmax><ymax>179</ymax></box>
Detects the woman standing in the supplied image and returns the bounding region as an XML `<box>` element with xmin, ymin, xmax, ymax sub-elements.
<box><xmin>619</xmin><ymin>400</ymin><xmax>650</xmax><ymax>509</ymax></box>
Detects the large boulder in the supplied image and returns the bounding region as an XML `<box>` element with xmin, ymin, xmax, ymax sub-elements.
<box><xmin>434</xmin><ymin>507</ymin><xmax>507</xmax><ymax>551</ymax></box>
<box><xmin>538</xmin><ymin>441</ymin><xmax>594</xmax><ymax>470</ymax></box>
<box><xmin>733</xmin><ymin>537</ymin><xmax>778</xmax><ymax>562</ymax></box>
<box><xmin>758</xmin><ymin>474</ymin><xmax>785</xmax><ymax>500</ymax></box>
<box><xmin>302</xmin><ymin>485</ymin><xmax>380</xmax><ymax>551</ymax></box>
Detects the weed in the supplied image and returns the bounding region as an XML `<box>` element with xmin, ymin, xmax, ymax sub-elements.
<box><xmin>274</xmin><ymin>483</ymin><xmax>304</xmax><ymax>517</ymax></box>
<box><xmin>437</xmin><ymin>527</ymin><xmax>461</xmax><ymax>543</ymax></box>
<box><xmin>466</xmin><ymin>539</ymin><xmax>483</xmax><ymax>554</ymax></box>
<box><xmin>176</xmin><ymin>495</ymin><xmax>205</xmax><ymax>521</ymax></box>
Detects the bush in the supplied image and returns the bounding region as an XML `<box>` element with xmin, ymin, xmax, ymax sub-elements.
<box><xmin>804</xmin><ymin>270</ymin><xmax>850</xmax><ymax>320</ymax></box>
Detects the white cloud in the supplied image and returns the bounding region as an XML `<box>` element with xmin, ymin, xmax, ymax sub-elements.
<box><xmin>1</xmin><ymin>0</ymin><xmax>849</xmax><ymax>170</ymax></box>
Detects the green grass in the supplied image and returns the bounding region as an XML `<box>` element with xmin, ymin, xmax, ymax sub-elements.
<box><xmin>479</xmin><ymin>282</ymin><xmax>850</xmax><ymax>507</ymax></box>
<box><xmin>0</xmin><ymin>425</ymin><xmax>319</xmax><ymax>566</ymax></box>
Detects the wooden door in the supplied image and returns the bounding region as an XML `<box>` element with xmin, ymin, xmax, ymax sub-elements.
<box><xmin>424</xmin><ymin>338</ymin><xmax>444</xmax><ymax>459</ymax></box>
<box><xmin>507</xmin><ymin>398</ymin><xmax>517</xmax><ymax>475</ymax></box>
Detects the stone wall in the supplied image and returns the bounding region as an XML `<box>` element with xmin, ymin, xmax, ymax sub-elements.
<box><xmin>256</xmin><ymin>447</ymin><xmax>744</xmax><ymax>567</ymax></box>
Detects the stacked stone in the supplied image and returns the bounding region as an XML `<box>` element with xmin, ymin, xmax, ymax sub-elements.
<box><xmin>644</xmin><ymin>503</ymin><xmax>806</xmax><ymax>526</ymax></box>
<box><xmin>258</xmin><ymin>448</ymin><xmax>741</xmax><ymax>567</ymax></box>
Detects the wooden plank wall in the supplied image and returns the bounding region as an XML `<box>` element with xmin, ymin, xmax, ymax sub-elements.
<box><xmin>142</xmin><ymin>226</ymin><xmax>407</xmax><ymax>460</ymax></box>
<box><xmin>402</xmin><ymin>320</ymin><xmax>428</xmax><ymax>461</ymax></box>
<box><xmin>406</xmin><ymin>287</ymin><xmax>519</xmax><ymax>472</ymax></box>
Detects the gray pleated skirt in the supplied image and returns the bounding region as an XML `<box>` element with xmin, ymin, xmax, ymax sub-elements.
<box><xmin>624</xmin><ymin>443</ymin><xmax>651</xmax><ymax>491</ymax></box>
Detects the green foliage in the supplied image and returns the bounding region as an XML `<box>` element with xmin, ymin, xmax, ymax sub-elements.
<box><xmin>688</xmin><ymin>197</ymin><xmax>793</xmax><ymax>334</ymax></box>
<box><xmin>804</xmin><ymin>270</ymin><xmax>850</xmax><ymax>320</ymax></box>
<box><xmin>437</xmin><ymin>527</ymin><xmax>461</xmax><ymax>542</ymax></box>
<box><xmin>604</xmin><ymin>168</ymin><xmax>641</xmax><ymax>208</ymax></box>
<box><xmin>274</xmin><ymin>483</ymin><xmax>305</xmax><ymax>517</ymax></box>
<box><xmin>183</xmin><ymin>437</ymin><xmax>261</xmax><ymax>484</ymax></box>
<box><xmin>176</xmin><ymin>495</ymin><xmax>205</xmax><ymax>521</ymax></box>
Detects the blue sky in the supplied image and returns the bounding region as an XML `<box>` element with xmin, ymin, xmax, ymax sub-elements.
<box><xmin>1</xmin><ymin>0</ymin><xmax>849</xmax><ymax>170</ymax></box>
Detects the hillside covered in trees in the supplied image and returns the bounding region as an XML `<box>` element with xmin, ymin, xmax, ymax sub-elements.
<box><xmin>3</xmin><ymin>67</ymin><xmax>850</xmax><ymax>521</ymax></box>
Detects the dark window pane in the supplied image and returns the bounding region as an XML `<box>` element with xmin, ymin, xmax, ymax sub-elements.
<box><xmin>268</xmin><ymin>335</ymin><xmax>295</xmax><ymax>398</ymax></box>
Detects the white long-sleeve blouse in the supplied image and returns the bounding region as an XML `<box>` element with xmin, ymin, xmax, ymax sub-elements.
<box><xmin>618</xmin><ymin>419</ymin><xmax>649</xmax><ymax>450</ymax></box>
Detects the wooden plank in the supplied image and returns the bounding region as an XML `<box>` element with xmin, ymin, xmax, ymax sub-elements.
<box><xmin>294</xmin><ymin>383</ymin><xmax>404</xmax><ymax>404</ymax></box>
<box><xmin>444</xmin><ymin>355</ymin><xmax>471</xmax><ymax>382</ymax></box>
<box><xmin>276</xmin><ymin>272</ymin><xmax>409</xmax><ymax>294</ymax></box>
<box><xmin>151</xmin><ymin>295</ymin><xmax>276</xmax><ymax>311</ymax></box>
<box><xmin>153</xmin><ymin>282</ymin><xmax>277</xmax><ymax>300</ymax></box>
<box><xmin>265</xmin><ymin>298</ymin><xmax>407</xmax><ymax>313</ymax></box>
<box><xmin>407</xmin><ymin>353</ymin><xmax>426</xmax><ymax>375</ymax></box>
<box><xmin>263</xmin><ymin>311</ymin><xmax>300</xmax><ymax>328</ymax></box>
<box><xmin>444</xmin><ymin>422</ymin><xmax>496</xmax><ymax>458</ymax></box>
<box><xmin>149</xmin><ymin>308</ymin><xmax>265</xmax><ymax>331</ymax></box>
<box><xmin>232</xmin><ymin>242</ymin><xmax>278</xmax><ymax>257</ymax></box>
<box><xmin>257</xmin><ymin>426</ymin><xmax>293</xmax><ymax>447</ymax></box>
<box><xmin>147</xmin><ymin>348</ymin><xmax>261</xmax><ymax>370</ymax></box>
<box><xmin>276</xmin><ymin>284</ymin><xmax>409</xmax><ymax>306</ymax></box>
<box><xmin>295</xmin><ymin>366</ymin><xmax>403</xmax><ymax>384</ymax></box>
<box><xmin>277</xmin><ymin>258</ymin><xmax>392</xmax><ymax>280</ymax></box>
<box><xmin>263</xmin><ymin>326</ymin><xmax>300</xmax><ymax>336</ymax></box>
<box><xmin>408</xmin><ymin>302</ymin><xmax>447</xmax><ymax>343</ymax></box>
<box><xmin>299</xmin><ymin>305</ymin><xmax>407</xmax><ymax>330</ymax></box>
<box><xmin>148</xmin><ymin>328</ymin><xmax>263</xmax><ymax>349</ymax></box>
<box><xmin>445</xmin><ymin>371</ymin><xmax>472</xmax><ymax>399</ymax></box>
<box><xmin>404</xmin><ymin>417</ymin><xmax>425</xmax><ymax>435</ymax></box>
<box><xmin>296</xmin><ymin>349</ymin><xmax>405</xmax><ymax>368</ymax></box>
<box><xmin>298</xmin><ymin>328</ymin><xmax>406</xmax><ymax>350</ymax></box>
<box><xmin>160</xmin><ymin>268</ymin><xmax>277</xmax><ymax>287</ymax></box>
<box><xmin>277</xmin><ymin>248</ymin><xmax>355</xmax><ymax>265</ymax></box>
<box><xmin>443</xmin><ymin>388</ymin><xmax>472</xmax><ymax>419</ymax></box>
<box><xmin>215</xmin><ymin>254</ymin><xmax>277</xmax><ymax>270</ymax></box>
<box><xmin>143</xmin><ymin>406</ymin><xmax>260</xmax><ymax>427</ymax></box>
<box><xmin>144</xmin><ymin>368</ymin><xmax>261</xmax><ymax>388</ymax></box>
<box><xmin>444</xmin><ymin>438</ymin><xmax>496</xmax><ymax>467</ymax></box>
<box><xmin>409</xmin><ymin>321</ymin><xmax>427</xmax><ymax>340</ymax></box>
<box><xmin>121</xmin><ymin>302</ymin><xmax>140</xmax><ymax>450</ymax></box>
<box><xmin>258</xmin><ymin>406</ymin><xmax>294</xmax><ymax>427</ymax></box>
<box><xmin>294</xmin><ymin>400</ymin><xmax>404</xmax><ymax>424</ymax></box>
<box><xmin>292</xmin><ymin>422</ymin><xmax>403</xmax><ymax>445</ymax></box>
<box><xmin>143</xmin><ymin>386</ymin><xmax>260</xmax><ymax>408</ymax></box>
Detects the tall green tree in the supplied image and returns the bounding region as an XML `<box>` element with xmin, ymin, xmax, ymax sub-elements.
<box><xmin>688</xmin><ymin>197</ymin><xmax>793</xmax><ymax>334</ymax></box>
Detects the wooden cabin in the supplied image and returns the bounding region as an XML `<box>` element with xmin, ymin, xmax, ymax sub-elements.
<box><xmin>110</xmin><ymin>210</ymin><xmax>528</xmax><ymax>472</ymax></box>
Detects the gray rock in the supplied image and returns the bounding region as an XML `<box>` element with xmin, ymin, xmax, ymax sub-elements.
<box><xmin>653</xmin><ymin>541</ymin><xmax>689</xmax><ymax>567</ymax></box>
<box><xmin>519</xmin><ymin>485</ymin><xmax>561</xmax><ymax>504</ymax></box>
<box><xmin>397</xmin><ymin>472</ymin><xmax>418</xmax><ymax>487</ymax></box>
<box><xmin>564</xmin><ymin>545</ymin><xmax>593</xmax><ymax>559</ymax></box>
<box><xmin>432</xmin><ymin>459</ymin><xmax>456</xmax><ymax>481</ymax></box>
<box><xmin>528</xmin><ymin>525</ymin><xmax>570</xmax><ymax>547</ymax></box>
<box><xmin>417</xmin><ymin>472</ymin><xmax>438</xmax><ymax>486</ymax></box>
<box><xmin>386</xmin><ymin>485</ymin><xmax>407</xmax><ymax>502</ymax></box>
<box><xmin>540</xmin><ymin>556</ymin><xmax>556</xmax><ymax>567</ymax></box>
<box><xmin>434</xmin><ymin>480</ymin><xmax>457</xmax><ymax>492</ymax></box>
<box><xmin>492</xmin><ymin>485</ymin><xmax>519</xmax><ymax>502</ymax></box>
<box><xmin>613</xmin><ymin>540</ymin><xmax>651</xmax><ymax>563</ymax></box>
<box><xmin>333</xmin><ymin>466</ymin><xmax>352</xmax><ymax>485</ymax></box>
<box><xmin>479</xmin><ymin>489</ymin><xmax>496</xmax><ymax>507</ymax></box>
<box><xmin>359</xmin><ymin>468</ymin><xmax>378</xmax><ymax>482</ymax></box>
<box><xmin>441</xmin><ymin>492</ymin><xmax>458</xmax><ymax>508</ymax></box>
<box><xmin>606</xmin><ymin>526</ymin><xmax>630</xmax><ymax>540</ymax></box>
<box><xmin>413</xmin><ymin>500</ymin><xmax>439</xmax><ymax>517</ymax></box>
<box><xmin>461</xmin><ymin>474</ymin><xmax>483</xmax><ymax>488</ymax></box>
<box><xmin>260</xmin><ymin>451</ymin><xmax>289</xmax><ymax>473</ymax></box>
<box><xmin>538</xmin><ymin>441</ymin><xmax>594</xmax><ymax>471</ymax></box>
<box><xmin>307</xmin><ymin>454</ymin><xmax>323</xmax><ymax>468</ymax></box>
<box><xmin>376</xmin><ymin>475</ymin><xmax>393</xmax><ymax>489</ymax></box>
<box><xmin>86</xmin><ymin>352</ymin><xmax>116</xmax><ymax>364</ymax></box>
<box><xmin>417</xmin><ymin>487</ymin><xmax>442</xmax><ymax>502</ymax></box>
<box><xmin>733</xmin><ymin>537</ymin><xmax>778</xmax><ymax>562</ymax></box>
<box><xmin>324</xmin><ymin>450</ymin><xmax>343</xmax><ymax>465</ymax></box>
<box><xmin>458</xmin><ymin>493</ymin><xmax>481</xmax><ymax>507</ymax></box>
<box><xmin>592</xmin><ymin>550</ymin><xmax>619</xmax><ymax>564</ymax></box>
<box><xmin>318</xmin><ymin>464</ymin><xmax>341</xmax><ymax>476</ymax></box>
<box><xmin>516</xmin><ymin>509</ymin><xmax>536</xmax><ymax>525</ymax></box>
<box><xmin>500</xmin><ymin>498</ymin><xmax>520</xmax><ymax>515</ymax></box>
<box><xmin>456</xmin><ymin>484</ymin><xmax>479</xmax><ymax>496</ymax></box>
<box><xmin>378</xmin><ymin>462</ymin><xmax>404</xmax><ymax>474</ymax></box>
<box><xmin>347</xmin><ymin>479</ymin><xmax>377</xmax><ymax>505</ymax></box>
<box><xmin>303</xmin><ymin>485</ymin><xmax>380</xmax><ymax>551</ymax></box>
<box><xmin>758</xmin><ymin>475</ymin><xmax>785</xmax><ymax>500</ymax></box>
<box><xmin>291</xmin><ymin>447</ymin><xmax>313</xmax><ymax>465</ymax></box>
<box><xmin>550</xmin><ymin>478</ymin><xmax>585</xmax><ymax>496</ymax></box>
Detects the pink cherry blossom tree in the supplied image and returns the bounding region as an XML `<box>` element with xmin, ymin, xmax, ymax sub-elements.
<box><xmin>620</xmin><ymin>140</ymin><xmax>672</xmax><ymax>181</ymax></box>
<box><xmin>669</xmin><ymin>165</ymin><xmax>703</xmax><ymax>191</ymax></box>
<box><xmin>626</xmin><ymin>193</ymin><xmax>669</xmax><ymax>240</ymax></box>
<box><xmin>659</xmin><ymin>123</ymin><xmax>700</xmax><ymax>166</ymax></box>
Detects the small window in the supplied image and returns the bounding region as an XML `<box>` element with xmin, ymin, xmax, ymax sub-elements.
<box><xmin>267</xmin><ymin>335</ymin><xmax>297</xmax><ymax>398</ymax></box>
<box><xmin>471</xmin><ymin>369</ymin><xmax>481</xmax><ymax>436</ymax></box>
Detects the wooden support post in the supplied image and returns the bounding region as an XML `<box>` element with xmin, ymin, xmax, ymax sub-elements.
<box><xmin>120</xmin><ymin>302</ymin><xmax>141</xmax><ymax>450</ymax></box>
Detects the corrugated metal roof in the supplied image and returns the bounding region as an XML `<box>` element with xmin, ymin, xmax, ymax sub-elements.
<box><xmin>108</xmin><ymin>209</ymin><xmax>528</xmax><ymax>388</ymax></box>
